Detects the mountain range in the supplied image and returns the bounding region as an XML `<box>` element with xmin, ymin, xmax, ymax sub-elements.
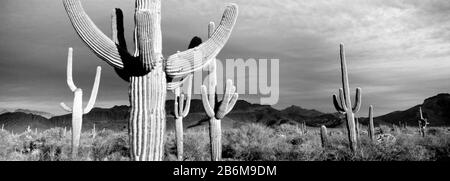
<box><xmin>1</xmin><ymin>93</ymin><xmax>449</xmax><ymax>133</ymax></box>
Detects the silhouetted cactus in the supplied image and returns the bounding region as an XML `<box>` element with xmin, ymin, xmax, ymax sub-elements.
<box><xmin>60</xmin><ymin>48</ymin><xmax>101</xmax><ymax>159</ymax></box>
<box><xmin>63</xmin><ymin>0</ymin><xmax>238</xmax><ymax>161</ymax></box>
<box><xmin>368</xmin><ymin>105</ymin><xmax>375</xmax><ymax>142</ymax></box>
<box><xmin>332</xmin><ymin>44</ymin><xmax>362</xmax><ymax>152</ymax></box>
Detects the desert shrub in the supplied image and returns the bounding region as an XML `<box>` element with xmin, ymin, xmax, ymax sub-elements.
<box><xmin>183</xmin><ymin>129</ymin><xmax>210</xmax><ymax>161</ymax></box>
<box><xmin>91</xmin><ymin>131</ymin><xmax>129</xmax><ymax>161</ymax></box>
<box><xmin>222</xmin><ymin>123</ymin><xmax>281</xmax><ymax>161</ymax></box>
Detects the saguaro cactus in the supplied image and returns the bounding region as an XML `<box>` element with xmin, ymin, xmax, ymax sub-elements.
<box><xmin>201</xmin><ymin>22</ymin><xmax>239</xmax><ymax>161</ymax></box>
<box><xmin>332</xmin><ymin>44</ymin><xmax>362</xmax><ymax>152</ymax></box>
<box><xmin>320</xmin><ymin>125</ymin><xmax>329</xmax><ymax>148</ymax></box>
<box><xmin>173</xmin><ymin>74</ymin><xmax>192</xmax><ymax>161</ymax></box>
<box><xmin>60</xmin><ymin>47</ymin><xmax>102</xmax><ymax>159</ymax></box>
<box><xmin>63</xmin><ymin>0</ymin><xmax>238</xmax><ymax>161</ymax></box>
<box><xmin>418</xmin><ymin>107</ymin><xmax>429</xmax><ymax>137</ymax></box>
<box><xmin>368</xmin><ymin>105</ymin><xmax>375</xmax><ymax>141</ymax></box>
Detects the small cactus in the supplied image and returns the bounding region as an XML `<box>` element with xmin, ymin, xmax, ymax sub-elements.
<box><xmin>60</xmin><ymin>48</ymin><xmax>102</xmax><ymax>159</ymax></box>
<box><xmin>368</xmin><ymin>106</ymin><xmax>375</xmax><ymax>142</ymax></box>
<box><xmin>418</xmin><ymin>107</ymin><xmax>429</xmax><ymax>137</ymax></box>
<box><xmin>172</xmin><ymin>74</ymin><xmax>192</xmax><ymax>161</ymax></box>
<box><xmin>320</xmin><ymin>125</ymin><xmax>329</xmax><ymax>148</ymax></box>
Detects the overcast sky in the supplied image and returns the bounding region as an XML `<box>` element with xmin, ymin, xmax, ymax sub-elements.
<box><xmin>0</xmin><ymin>0</ymin><xmax>449</xmax><ymax>116</ymax></box>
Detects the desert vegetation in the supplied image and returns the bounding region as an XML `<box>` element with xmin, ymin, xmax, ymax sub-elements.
<box><xmin>0</xmin><ymin>123</ymin><xmax>449</xmax><ymax>161</ymax></box>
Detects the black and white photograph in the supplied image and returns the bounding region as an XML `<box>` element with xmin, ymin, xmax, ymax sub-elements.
<box><xmin>0</xmin><ymin>0</ymin><xmax>449</xmax><ymax>176</ymax></box>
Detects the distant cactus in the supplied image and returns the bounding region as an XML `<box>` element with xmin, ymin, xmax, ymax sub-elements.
<box><xmin>92</xmin><ymin>124</ymin><xmax>96</xmax><ymax>139</ymax></box>
<box><xmin>60</xmin><ymin>48</ymin><xmax>102</xmax><ymax>159</ymax></box>
<box><xmin>418</xmin><ymin>107</ymin><xmax>429</xmax><ymax>137</ymax></box>
<box><xmin>368</xmin><ymin>106</ymin><xmax>375</xmax><ymax>142</ymax></box>
<box><xmin>332</xmin><ymin>44</ymin><xmax>362</xmax><ymax>152</ymax></box>
<box><xmin>320</xmin><ymin>125</ymin><xmax>329</xmax><ymax>148</ymax></box>
<box><xmin>201</xmin><ymin>22</ymin><xmax>239</xmax><ymax>161</ymax></box>
<box><xmin>173</xmin><ymin>74</ymin><xmax>192</xmax><ymax>161</ymax></box>
<box><xmin>1</xmin><ymin>124</ymin><xmax>4</xmax><ymax>131</ymax></box>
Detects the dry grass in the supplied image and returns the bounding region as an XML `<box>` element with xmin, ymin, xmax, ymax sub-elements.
<box><xmin>0</xmin><ymin>124</ymin><xmax>449</xmax><ymax>161</ymax></box>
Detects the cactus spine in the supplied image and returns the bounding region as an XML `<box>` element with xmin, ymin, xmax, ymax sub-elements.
<box><xmin>60</xmin><ymin>48</ymin><xmax>102</xmax><ymax>159</ymax></box>
<box><xmin>368</xmin><ymin>105</ymin><xmax>375</xmax><ymax>141</ymax></box>
<box><xmin>200</xmin><ymin>22</ymin><xmax>239</xmax><ymax>161</ymax></box>
<box><xmin>63</xmin><ymin>0</ymin><xmax>238</xmax><ymax>161</ymax></box>
<box><xmin>332</xmin><ymin>44</ymin><xmax>362</xmax><ymax>152</ymax></box>
<box><xmin>320</xmin><ymin>125</ymin><xmax>329</xmax><ymax>148</ymax></box>
<box><xmin>173</xmin><ymin>74</ymin><xmax>192</xmax><ymax>161</ymax></box>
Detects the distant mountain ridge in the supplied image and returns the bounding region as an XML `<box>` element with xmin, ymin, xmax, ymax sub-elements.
<box><xmin>1</xmin><ymin>93</ymin><xmax>449</xmax><ymax>133</ymax></box>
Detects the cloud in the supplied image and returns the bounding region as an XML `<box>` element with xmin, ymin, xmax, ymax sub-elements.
<box><xmin>0</xmin><ymin>0</ymin><xmax>449</xmax><ymax>116</ymax></box>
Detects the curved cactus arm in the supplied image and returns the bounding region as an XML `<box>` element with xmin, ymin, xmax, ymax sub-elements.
<box><xmin>338</xmin><ymin>88</ymin><xmax>347</xmax><ymax>109</ymax></box>
<box><xmin>66</xmin><ymin>48</ymin><xmax>78</xmax><ymax>91</ymax></box>
<box><xmin>84</xmin><ymin>66</ymin><xmax>102</xmax><ymax>114</ymax></box>
<box><xmin>225</xmin><ymin>93</ymin><xmax>238</xmax><ymax>115</ymax></box>
<box><xmin>165</xmin><ymin>4</ymin><xmax>238</xmax><ymax>78</ymax></box>
<box><xmin>201</xmin><ymin>85</ymin><xmax>215</xmax><ymax>118</ymax></box>
<box><xmin>352</xmin><ymin>88</ymin><xmax>362</xmax><ymax>113</ymax></box>
<box><xmin>216</xmin><ymin>79</ymin><xmax>236</xmax><ymax>119</ymax></box>
<box><xmin>181</xmin><ymin>75</ymin><xmax>192</xmax><ymax>117</ymax></box>
<box><xmin>111</xmin><ymin>8</ymin><xmax>127</xmax><ymax>50</ymax></box>
<box><xmin>63</xmin><ymin>0</ymin><xmax>130</xmax><ymax>69</ymax></box>
<box><xmin>332</xmin><ymin>94</ymin><xmax>345</xmax><ymax>113</ymax></box>
<box><xmin>167</xmin><ymin>75</ymin><xmax>189</xmax><ymax>91</ymax></box>
<box><xmin>60</xmin><ymin>102</ymin><xmax>72</xmax><ymax>112</ymax></box>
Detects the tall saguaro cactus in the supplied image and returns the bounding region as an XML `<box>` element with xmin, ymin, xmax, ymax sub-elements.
<box><xmin>173</xmin><ymin>74</ymin><xmax>192</xmax><ymax>161</ymax></box>
<box><xmin>201</xmin><ymin>21</ymin><xmax>239</xmax><ymax>161</ymax></box>
<box><xmin>368</xmin><ymin>105</ymin><xmax>375</xmax><ymax>142</ymax></box>
<box><xmin>332</xmin><ymin>44</ymin><xmax>362</xmax><ymax>152</ymax></box>
<box><xmin>63</xmin><ymin>0</ymin><xmax>238</xmax><ymax>161</ymax></box>
<box><xmin>60</xmin><ymin>47</ymin><xmax>101</xmax><ymax>159</ymax></box>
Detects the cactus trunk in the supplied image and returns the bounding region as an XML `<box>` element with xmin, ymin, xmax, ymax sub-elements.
<box><xmin>129</xmin><ymin>72</ymin><xmax>166</xmax><ymax>161</ymax></box>
<box><xmin>320</xmin><ymin>125</ymin><xmax>329</xmax><ymax>148</ymax></box>
<box><xmin>368</xmin><ymin>106</ymin><xmax>375</xmax><ymax>141</ymax></box>
<box><xmin>175</xmin><ymin>117</ymin><xmax>183</xmax><ymax>161</ymax></box>
<box><xmin>209</xmin><ymin>118</ymin><xmax>222</xmax><ymax>161</ymax></box>
<box><xmin>71</xmin><ymin>89</ymin><xmax>83</xmax><ymax>158</ymax></box>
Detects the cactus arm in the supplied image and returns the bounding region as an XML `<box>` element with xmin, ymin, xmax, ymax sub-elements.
<box><xmin>352</xmin><ymin>87</ymin><xmax>362</xmax><ymax>113</ymax></box>
<box><xmin>165</xmin><ymin>4</ymin><xmax>238</xmax><ymax>78</ymax></box>
<box><xmin>201</xmin><ymin>85</ymin><xmax>215</xmax><ymax>118</ymax></box>
<box><xmin>174</xmin><ymin>88</ymin><xmax>180</xmax><ymax>118</ymax></box>
<box><xmin>216</xmin><ymin>79</ymin><xmax>236</xmax><ymax>119</ymax></box>
<box><xmin>83</xmin><ymin>66</ymin><xmax>102</xmax><ymax>114</ymax></box>
<box><xmin>66</xmin><ymin>48</ymin><xmax>78</xmax><ymax>91</ymax></box>
<box><xmin>63</xmin><ymin>0</ymin><xmax>129</xmax><ymax>69</ymax></box>
<box><xmin>225</xmin><ymin>93</ymin><xmax>238</xmax><ymax>115</ymax></box>
<box><xmin>332</xmin><ymin>94</ymin><xmax>345</xmax><ymax>113</ymax></box>
<box><xmin>111</xmin><ymin>8</ymin><xmax>127</xmax><ymax>50</ymax></box>
<box><xmin>181</xmin><ymin>75</ymin><xmax>192</xmax><ymax>117</ymax></box>
<box><xmin>419</xmin><ymin>107</ymin><xmax>424</xmax><ymax>119</ymax></box>
<box><xmin>60</xmin><ymin>102</ymin><xmax>73</xmax><ymax>112</ymax></box>
<box><xmin>338</xmin><ymin>88</ymin><xmax>348</xmax><ymax>110</ymax></box>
